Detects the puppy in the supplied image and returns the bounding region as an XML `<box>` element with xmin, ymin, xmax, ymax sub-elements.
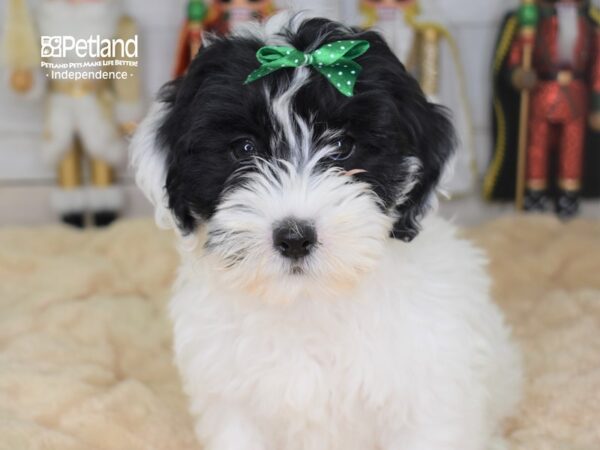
<box><xmin>131</xmin><ymin>14</ymin><xmax>521</xmax><ymax>450</ymax></box>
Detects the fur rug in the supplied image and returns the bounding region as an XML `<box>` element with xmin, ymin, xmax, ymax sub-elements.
<box><xmin>0</xmin><ymin>216</ymin><xmax>598</xmax><ymax>450</ymax></box>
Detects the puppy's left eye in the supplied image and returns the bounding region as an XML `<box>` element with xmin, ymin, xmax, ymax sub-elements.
<box><xmin>230</xmin><ymin>138</ymin><xmax>257</xmax><ymax>159</ymax></box>
<box><xmin>329</xmin><ymin>137</ymin><xmax>356</xmax><ymax>161</ymax></box>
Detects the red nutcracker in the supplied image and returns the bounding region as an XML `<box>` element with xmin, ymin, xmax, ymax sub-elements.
<box><xmin>485</xmin><ymin>0</ymin><xmax>600</xmax><ymax>217</ymax></box>
<box><xmin>174</xmin><ymin>0</ymin><xmax>275</xmax><ymax>77</ymax></box>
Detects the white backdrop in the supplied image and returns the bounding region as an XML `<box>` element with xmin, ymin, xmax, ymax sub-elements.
<box><xmin>0</xmin><ymin>0</ymin><xmax>518</xmax><ymax>192</ymax></box>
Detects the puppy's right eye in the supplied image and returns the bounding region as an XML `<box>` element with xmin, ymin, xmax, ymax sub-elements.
<box><xmin>230</xmin><ymin>138</ymin><xmax>257</xmax><ymax>160</ymax></box>
<box><xmin>328</xmin><ymin>137</ymin><xmax>356</xmax><ymax>162</ymax></box>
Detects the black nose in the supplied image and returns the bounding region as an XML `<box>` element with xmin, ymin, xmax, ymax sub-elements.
<box><xmin>273</xmin><ymin>219</ymin><xmax>317</xmax><ymax>259</ymax></box>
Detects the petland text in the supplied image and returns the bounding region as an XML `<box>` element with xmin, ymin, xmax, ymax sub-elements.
<box><xmin>40</xmin><ymin>35</ymin><xmax>138</xmax><ymax>59</ymax></box>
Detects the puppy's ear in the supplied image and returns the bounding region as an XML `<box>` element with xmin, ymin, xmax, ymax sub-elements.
<box><xmin>130</xmin><ymin>78</ymin><xmax>204</xmax><ymax>235</ymax></box>
<box><xmin>391</xmin><ymin>102</ymin><xmax>455</xmax><ymax>242</ymax></box>
<box><xmin>129</xmin><ymin>95</ymin><xmax>175</xmax><ymax>230</ymax></box>
<box><xmin>358</xmin><ymin>31</ymin><xmax>455</xmax><ymax>242</ymax></box>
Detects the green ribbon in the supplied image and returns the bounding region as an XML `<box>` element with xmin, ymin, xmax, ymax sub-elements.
<box><xmin>244</xmin><ymin>40</ymin><xmax>370</xmax><ymax>97</ymax></box>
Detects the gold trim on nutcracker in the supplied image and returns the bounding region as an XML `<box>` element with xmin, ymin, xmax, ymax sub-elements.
<box><xmin>359</xmin><ymin>2</ymin><xmax>378</xmax><ymax>28</ymax></box>
<box><xmin>120</xmin><ymin>121</ymin><xmax>138</xmax><ymax>136</ymax></box>
<box><xmin>420</xmin><ymin>26</ymin><xmax>440</xmax><ymax>98</ymax></box>
<box><xmin>91</xmin><ymin>158</ymin><xmax>114</xmax><ymax>187</ymax></box>
<box><xmin>557</xmin><ymin>70</ymin><xmax>573</xmax><ymax>86</ymax></box>
<box><xmin>50</xmin><ymin>80</ymin><xmax>102</xmax><ymax>98</ymax></box>
<box><xmin>9</xmin><ymin>69</ymin><xmax>34</xmax><ymax>93</ymax></box>
<box><xmin>493</xmin><ymin>16</ymin><xmax>519</xmax><ymax>73</ymax></box>
<box><xmin>515</xmin><ymin>19</ymin><xmax>537</xmax><ymax>211</ymax></box>
<box><xmin>188</xmin><ymin>22</ymin><xmax>203</xmax><ymax>58</ymax></box>
<box><xmin>590</xmin><ymin>6</ymin><xmax>600</xmax><ymax>25</ymax></box>
<box><xmin>483</xmin><ymin>98</ymin><xmax>508</xmax><ymax>199</ymax></box>
<box><xmin>404</xmin><ymin>5</ymin><xmax>478</xmax><ymax>189</ymax></box>
<box><xmin>2</xmin><ymin>0</ymin><xmax>40</xmax><ymax>70</ymax></box>
<box><xmin>483</xmin><ymin>16</ymin><xmax>519</xmax><ymax>200</ymax></box>
<box><xmin>58</xmin><ymin>145</ymin><xmax>82</xmax><ymax>189</ymax></box>
<box><xmin>559</xmin><ymin>178</ymin><xmax>581</xmax><ymax>192</ymax></box>
<box><xmin>526</xmin><ymin>179</ymin><xmax>547</xmax><ymax>191</ymax></box>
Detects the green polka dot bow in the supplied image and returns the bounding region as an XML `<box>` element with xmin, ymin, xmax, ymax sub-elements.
<box><xmin>244</xmin><ymin>40</ymin><xmax>370</xmax><ymax>97</ymax></box>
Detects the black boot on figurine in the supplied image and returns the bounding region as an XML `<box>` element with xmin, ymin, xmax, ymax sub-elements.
<box><xmin>555</xmin><ymin>190</ymin><xmax>580</xmax><ymax>220</ymax></box>
<box><xmin>93</xmin><ymin>210</ymin><xmax>119</xmax><ymax>227</ymax></box>
<box><xmin>523</xmin><ymin>189</ymin><xmax>549</xmax><ymax>213</ymax></box>
<box><xmin>61</xmin><ymin>212</ymin><xmax>85</xmax><ymax>228</ymax></box>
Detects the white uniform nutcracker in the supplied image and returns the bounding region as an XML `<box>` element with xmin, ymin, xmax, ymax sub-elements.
<box><xmin>361</xmin><ymin>0</ymin><xmax>476</xmax><ymax>195</ymax></box>
<box><xmin>2</xmin><ymin>0</ymin><xmax>143</xmax><ymax>227</ymax></box>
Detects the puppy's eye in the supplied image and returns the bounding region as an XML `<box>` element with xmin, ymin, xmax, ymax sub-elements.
<box><xmin>230</xmin><ymin>138</ymin><xmax>257</xmax><ymax>159</ymax></box>
<box><xmin>329</xmin><ymin>137</ymin><xmax>356</xmax><ymax>161</ymax></box>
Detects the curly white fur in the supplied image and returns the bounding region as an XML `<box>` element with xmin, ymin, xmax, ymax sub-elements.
<box><xmin>169</xmin><ymin>215</ymin><xmax>521</xmax><ymax>450</ymax></box>
<box><xmin>130</xmin><ymin>13</ymin><xmax>521</xmax><ymax>448</ymax></box>
<box><xmin>132</xmin><ymin>104</ymin><xmax>521</xmax><ymax>450</ymax></box>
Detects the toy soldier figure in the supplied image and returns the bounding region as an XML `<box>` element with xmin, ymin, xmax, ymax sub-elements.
<box><xmin>485</xmin><ymin>0</ymin><xmax>600</xmax><ymax>217</ymax></box>
<box><xmin>3</xmin><ymin>0</ymin><xmax>143</xmax><ymax>227</ymax></box>
<box><xmin>174</xmin><ymin>0</ymin><xmax>275</xmax><ymax>77</ymax></box>
<box><xmin>360</xmin><ymin>0</ymin><xmax>477</xmax><ymax>195</ymax></box>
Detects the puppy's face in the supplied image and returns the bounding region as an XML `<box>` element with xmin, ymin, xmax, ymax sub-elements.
<box><xmin>132</xmin><ymin>17</ymin><xmax>453</xmax><ymax>301</ymax></box>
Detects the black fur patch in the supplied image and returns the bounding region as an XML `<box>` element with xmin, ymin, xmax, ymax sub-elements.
<box><xmin>157</xmin><ymin>17</ymin><xmax>455</xmax><ymax>240</ymax></box>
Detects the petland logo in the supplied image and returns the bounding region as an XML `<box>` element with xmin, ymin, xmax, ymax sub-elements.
<box><xmin>41</xmin><ymin>35</ymin><xmax>138</xmax><ymax>59</ymax></box>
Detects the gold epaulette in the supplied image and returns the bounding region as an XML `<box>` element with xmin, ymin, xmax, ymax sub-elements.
<box><xmin>50</xmin><ymin>79</ymin><xmax>103</xmax><ymax>97</ymax></box>
<box><xmin>493</xmin><ymin>15</ymin><xmax>518</xmax><ymax>74</ymax></box>
<box><xmin>483</xmin><ymin>14</ymin><xmax>519</xmax><ymax>200</ymax></box>
<box><xmin>590</xmin><ymin>6</ymin><xmax>600</xmax><ymax>26</ymax></box>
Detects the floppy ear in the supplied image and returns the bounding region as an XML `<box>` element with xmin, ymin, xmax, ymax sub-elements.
<box><xmin>391</xmin><ymin>101</ymin><xmax>455</xmax><ymax>242</ymax></box>
<box><xmin>352</xmin><ymin>30</ymin><xmax>456</xmax><ymax>242</ymax></box>
<box><xmin>129</xmin><ymin>97</ymin><xmax>175</xmax><ymax>230</ymax></box>
<box><xmin>377</xmin><ymin>48</ymin><xmax>455</xmax><ymax>241</ymax></box>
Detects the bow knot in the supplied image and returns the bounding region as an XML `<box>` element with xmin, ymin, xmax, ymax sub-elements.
<box><xmin>244</xmin><ymin>40</ymin><xmax>370</xmax><ymax>97</ymax></box>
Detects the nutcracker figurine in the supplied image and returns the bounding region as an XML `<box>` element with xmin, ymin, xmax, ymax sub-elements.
<box><xmin>174</xmin><ymin>0</ymin><xmax>275</xmax><ymax>77</ymax></box>
<box><xmin>1</xmin><ymin>0</ymin><xmax>42</xmax><ymax>97</ymax></box>
<box><xmin>484</xmin><ymin>0</ymin><xmax>600</xmax><ymax>217</ymax></box>
<box><xmin>360</xmin><ymin>0</ymin><xmax>477</xmax><ymax>195</ymax></box>
<box><xmin>3</xmin><ymin>0</ymin><xmax>144</xmax><ymax>227</ymax></box>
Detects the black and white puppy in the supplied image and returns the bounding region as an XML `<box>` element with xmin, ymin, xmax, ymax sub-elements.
<box><xmin>131</xmin><ymin>14</ymin><xmax>521</xmax><ymax>450</ymax></box>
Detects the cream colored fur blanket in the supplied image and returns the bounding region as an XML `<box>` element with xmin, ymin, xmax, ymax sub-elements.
<box><xmin>0</xmin><ymin>217</ymin><xmax>598</xmax><ymax>450</ymax></box>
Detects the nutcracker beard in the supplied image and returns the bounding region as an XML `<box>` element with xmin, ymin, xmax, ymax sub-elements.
<box><xmin>485</xmin><ymin>0</ymin><xmax>600</xmax><ymax>217</ymax></box>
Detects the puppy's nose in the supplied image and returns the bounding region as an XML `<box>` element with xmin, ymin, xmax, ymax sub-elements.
<box><xmin>273</xmin><ymin>219</ymin><xmax>317</xmax><ymax>259</ymax></box>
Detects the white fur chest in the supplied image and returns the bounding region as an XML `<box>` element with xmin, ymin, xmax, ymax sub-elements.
<box><xmin>131</xmin><ymin>14</ymin><xmax>521</xmax><ymax>448</ymax></box>
<box><xmin>171</xmin><ymin>272</ymin><xmax>398</xmax><ymax>448</ymax></box>
<box><xmin>168</xmin><ymin>219</ymin><xmax>513</xmax><ymax>450</ymax></box>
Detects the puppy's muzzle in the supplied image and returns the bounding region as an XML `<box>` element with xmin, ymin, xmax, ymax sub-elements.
<box><xmin>273</xmin><ymin>219</ymin><xmax>317</xmax><ymax>260</ymax></box>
